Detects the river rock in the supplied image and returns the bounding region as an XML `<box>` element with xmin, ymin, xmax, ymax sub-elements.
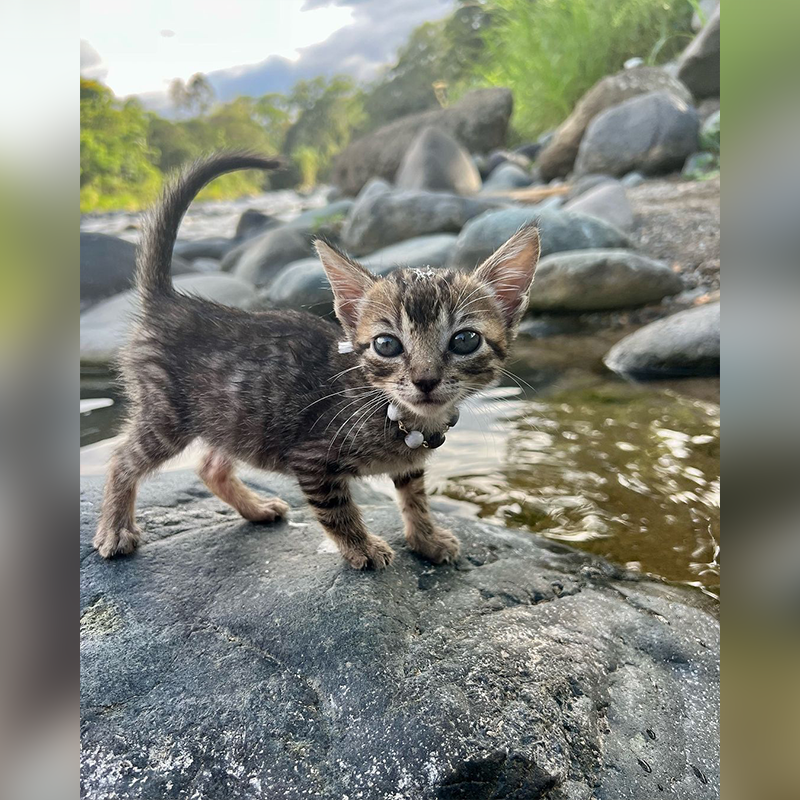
<box><xmin>174</xmin><ymin>236</ymin><xmax>236</xmax><ymax>262</ymax></box>
<box><xmin>261</xmin><ymin>234</ymin><xmax>459</xmax><ymax>315</ymax></box>
<box><xmin>261</xmin><ymin>258</ymin><xmax>333</xmax><ymax>316</ymax></box>
<box><xmin>331</xmin><ymin>88</ymin><xmax>513</xmax><ymax>196</ymax></box>
<box><xmin>342</xmin><ymin>188</ymin><xmax>502</xmax><ymax>256</ymax></box>
<box><xmin>362</xmin><ymin>234</ymin><xmax>458</xmax><ymax>274</ymax></box>
<box><xmin>529</xmin><ymin>249</ymin><xmax>683</xmax><ymax>311</ymax></box>
<box><xmin>395</xmin><ymin>126</ymin><xmax>481</xmax><ymax>195</ymax></box>
<box><xmin>80</xmin><ymin>469</ymin><xmax>719</xmax><ymax>800</ymax></box>
<box><xmin>480</xmin><ymin>162</ymin><xmax>533</xmax><ymax>193</ymax></box>
<box><xmin>80</xmin><ymin>274</ymin><xmax>256</xmax><ymax>366</ymax></box>
<box><xmin>285</xmin><ymin>199</ymin><xmax>355</xmax><ymax>233</ymax></box>
<box><xmin>484</xmin><ymin>149</ymin><xmax>531</xmax><ymax>177</ymax></box>
<box><xmin>677</xmin><ymin>5</ymin><xmax>721</xmax><ymax>99</ymax></box>
<box><xmin>564</xmin><ymin>180</ymin><xmax>635</xmax><ymax>230</ymax></box>
<box><xmin>604</xmin><ymin>301</ymin><xmax>720</xmax><ymax>377</ymax></box>
<box><xmin>575</xmin><ymin>91</ymin><xmax>700</xmax><ymax>177</ymax></box>
<box><xmin>232</xmin><ymin>226</ymin><xmax>314</xmax><ymax>287</ymax></box>
<box><xmin>235</xmin><ymin>208</ymin><xmax>281</xmax><ymax>240</ymax></box>
<box><xmin>565</xmin><ymin>174</ymin><xmax>615</xmax><ymax>201</ymax></box>
<box><xmin>537</xmin><ymin>67</ymin><xmax>693</xmax><ymax>180</ymax></box>
<box><xmin>448</xmin><ymin>207</ymin><xmax>630</xmax><ymax>271</ymax></box>
<box><xmin>80</xmin><ymin>232</ymin><xmax>192</xmax><ymax>309</ymax></box>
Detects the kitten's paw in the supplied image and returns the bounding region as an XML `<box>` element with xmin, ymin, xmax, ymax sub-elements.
<box><xmin>409</xmin><ymin>527</ymin><xmax>461</xmax><ymax>565</ymax></box>
<box><xmin>343</xmin><ymin>535</ymin><xmax>395</xmax><ymax>570</ymax></box>
<box><xmin>93</xmin><ymin>524</ymin><xmax>141</xmax><ymax>559</ymax></box>
<box><xmin>244</xmin><ymin>497</ymin><xmax>289</xmax><ymax>523</ymax></box>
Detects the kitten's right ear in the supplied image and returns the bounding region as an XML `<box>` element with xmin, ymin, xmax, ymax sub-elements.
<box><xmin>315</xmin><ymin>240</ymin><xmax>376</xmax><ymax>337</ymax></box>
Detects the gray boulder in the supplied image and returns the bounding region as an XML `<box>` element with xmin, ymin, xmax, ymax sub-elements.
<box><xmin>80</xmin><ymin>469</ymin><xmax>719</xmax><ymax>800</ymax></box>
<box><xmin>262</xmin><ymin>234</ymin><xmax>459</xmax><ymax>316</ymax></box>
<box><xmin>342</xmin><ymin>188</ymin><xmax>502</xmax><ymax>256</ymax></box>
<box><xmin>575</xmin><ymin>91</ymin><xmax>700</xmax><ymax>177</ymax></box>
<box><xmin>480</xmin><ymin>162</ymin><xmax>533</xmax><ymax>192</ymax></box>
<box><xmin>174</xmin><ymin>236</ymin><xmax>235</xmax><ymax>262</ymax></box>
<box><xmin>285</xmin><ymin>199</ymin><xmax>355</xmax><ymax>233</ymax></box>
<box><xmin>677</xmin><ymin>5</ymin><xmax>721</xmax><ymax>99</ymax></box>
<box><xmin>449</xmin><ymin>207</ymin><xmax>630</xmax><ymax>271</ymax></box>
<box><xmin>261</xmin><ymin>258</ymin><xmax>333</xmax><ymax>316</ymax></box>
<box><xmin>484</xmin><ymin>149</ymin><xmax>531</xmax><ymax>177</ymax></box>
<box><xmin>331</xmin><ymin>88</ymin><xmax>513</xmax><ymax>196</ymax></box>
<box><xmin>232</xmin><ymin>226</ymin><xmax>314</xmax><ymax>287</ymax></box>
<box><xmin>529</xmin><ymin>249</ymin><xmax>683</xmax><ymax>311</ymax></box>
<box><xmin>565</xmin><ymin>174</ymin><xmax>615</xmax><ymax>201</ymax></box>
<box><xmin>395</xmin><ymin>126</ymin><xmax>481</xmax><ymax>195</ymax></box>
<box><xmin>235</xmin><ymin>208</ymin><xmax>281</xmax><ymax>240</ymax></box>
<box><xmin>564</xmin><ymin>180</ymin><xmax>635</xmax><ymax>230</ymax></box>
<box><xmin>604</xmin><ymin>301</ymin><xmax>720</xmax><ymax>377</ymax></box>
<box><xmin>80</xmin><ymin>232</ymin><xmax>192</xmax><ymax>309</ymax></box>
<box><xmin>537</xmin><ymin>67</ymin><xmax>693</xmax><ymax>180</ymax></box>
<box><xmin>362</xmin><ymin>234</ymin><xmax>458</xmax><ymax>275</ymax></box>
<box><xmin>80</xmin><ymin>274</ymin><xmax>255</xmax><ymax>366</ymax></box>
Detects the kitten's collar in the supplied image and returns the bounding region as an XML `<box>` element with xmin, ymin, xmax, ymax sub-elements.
<box><xmin>387</xmin><ymin>402</ymin><xmax>459</xmax><ymax>450</ymax></box>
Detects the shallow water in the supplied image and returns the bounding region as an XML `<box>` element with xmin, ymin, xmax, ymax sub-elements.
<box><xmin>80</xmin><ymin>329</ymin><xmax>719</xmax><ymax>599</ymax></box>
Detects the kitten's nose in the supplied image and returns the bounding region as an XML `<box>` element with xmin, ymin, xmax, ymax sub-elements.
<box><xmin>413</xmin><ymin>378</ymin><xmax>441</xmax><ymax>395</ymax></box>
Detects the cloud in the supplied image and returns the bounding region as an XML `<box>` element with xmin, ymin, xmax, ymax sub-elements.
<box><xmin>139</xmin><ymin>0</ymin><xmax>453</xmax><ymax>109</ymax></box>
<box><xmin>80</xmin><ymin>39</ymin><xmax>107</xmax><ymax>82</ymax></box>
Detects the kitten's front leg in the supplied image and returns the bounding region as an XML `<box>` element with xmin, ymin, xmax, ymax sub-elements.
<box><xmin>393</xmin><ymin>469</ymin><xmax>460</xmax><ymax>564</ymax></box>
<box><xmin>294</xmin><ymin>466</ymin><xmax>394</xmax><ymax>569</ymax></box>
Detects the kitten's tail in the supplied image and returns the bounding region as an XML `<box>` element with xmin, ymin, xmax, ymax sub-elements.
<box><xmin>136</xmin><ymin>151</ymin><xmax>282</xmax><ymax>301</ymax></box>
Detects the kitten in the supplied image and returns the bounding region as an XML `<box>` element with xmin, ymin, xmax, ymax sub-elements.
<box><xmin>94</xmin><ymin>152</ymin><xmax>540</xmax><ymax>569</ymax></box>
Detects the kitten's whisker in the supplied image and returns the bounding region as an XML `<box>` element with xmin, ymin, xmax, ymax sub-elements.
<box><xmin>299</xmin><ymin>386</ymin><xmax>376</xmax><ymax>414</ymax></box>
<box><xmin>345</xmin><ymin>395</ymin><xmax>387</xmax><ymax>456</ymax></box>
<box><xmin>328</xmin><ymin>394</ymin><xmax>385</xmax><ymax>461</ymax></box>
<box><xmin>319</xmin><ymin>390</ymin><xmax>382</xmax><ymax>433</ymax></box>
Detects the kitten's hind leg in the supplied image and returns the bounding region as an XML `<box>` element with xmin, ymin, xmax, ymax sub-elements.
<box><xmin>94</xmin><ymin>421</ymin><xmax>188</xmax><ymax>558</ymax></box>
<box><xmin>199</xmin><ymin>450</ymin><xmax>288</xmax><ymax>523</ymax></box>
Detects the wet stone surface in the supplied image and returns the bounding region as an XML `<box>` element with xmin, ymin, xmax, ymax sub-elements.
<box><xmin>81</xmin><ymin>470</ymin><xmax>719</xmax><ymax>800</ymax></box>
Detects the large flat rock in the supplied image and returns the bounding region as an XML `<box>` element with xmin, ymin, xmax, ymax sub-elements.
<box><xmin>81</xmin><ymin>470</ymin><xmax>719</xmax><ymax>799</ymax></box>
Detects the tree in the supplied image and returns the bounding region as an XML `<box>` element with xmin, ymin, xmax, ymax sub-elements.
<box><xmin>169</xmin><ymin>73</ymin><xmax>216</xmax><ymax>117</ymax></box>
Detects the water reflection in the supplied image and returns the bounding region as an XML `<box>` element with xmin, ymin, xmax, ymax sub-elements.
<box><xmin>79</xmin><ymin>374</ymin><xmax>720</xmax><ymax>598</ymax></box>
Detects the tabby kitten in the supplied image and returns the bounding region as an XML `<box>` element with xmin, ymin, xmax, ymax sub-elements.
<box><xmin>94</xmin><ymin>153</ymin><xmax>540</xmax><ymax>569</ymax></box>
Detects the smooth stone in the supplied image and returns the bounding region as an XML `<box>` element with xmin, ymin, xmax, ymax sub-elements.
<box><xmin>448</xmin><ymin>207</ymin><xmax>630</xmax><ymax>272</ymax></box>
<box><xmin>235</xmin><ymin>208</ymin><xmax>281</xmax><ymax>240</ymax></box>
<box><xmin>677</xmin><ymin>5</ymin><xmax>720</xmax><ymax>99</ymax></box>
<box><xmin>529</xmin><ymin>249</ymin><xmax>683</xmax><ymax>311</ymax></box>
<box><xmin>537</xmin><ymin>67</ymin><xmax>693</xmax><ymax>180</ymax></box>
<box><xmin>621</xmin><ymin>171</ymin><xmax>646</xmax><ymax>188</ymax></box>
<box><xmin>173</xmin><ymin>236</ymin><xmax>235</xmax><ymax>262</ymax></box>
<box><xmin>284</xmin><ymin>199</ymin><xmax>355</xmax><ymax>235</ymax></box>
<box><xmin>80</xmin><ymin>469</ymin><xmax>719</xmax><ymax>799</ymax></box>
<box><xmin>480</xmin><ymin>162</ymin><xmax>533</xmax><ymax>192</ymax></box>
<box><xmin>80</xmin><ymin>274</ymin><xmax>256</xmax><ymax>366</ymax></box>
<box><xmin>331</xmin><ymin>88</ymin><xmax>513</xmax><ymax>196</ymax></box>
<box><xmin>361</xmin><ymin>234</ymin><xmax>458</xmax><ymax>275</ymax></box>
<box><xmin>575</xmin><ymin>91</ymin><xmax>700</xmax><ymax>178</ymax></box>
<box><xmin>232</xmin><ymin>226</ymin><xmax>314</xmax><ymax>287</ymax></box>
<box><xmin>80</xmin><ymin>232</ymin><xmax>192</xmax><ymax>309</ymax></box>
<box><xmin>342</xmin><ymin>188</ymin><xmax>504</xmax><ymax>256</ymax></box>
<box><xmin>395</xmin><ymin>126</ymin><xmax>482</xmax><ymax>195</ymax></box>
<box><xmin>564</xmin><ymin>180</ymin><xmax>635</xmax><ymax>230</ymax></box>
<box><xmin>565</xmin><ymin>174</ymin><xmax>615</xmax><ymax>202</ymax></box>
<box><xmin>604</xmin><ymin>301</ymin><xmax>720</xmax><ymax>377</ymax></box>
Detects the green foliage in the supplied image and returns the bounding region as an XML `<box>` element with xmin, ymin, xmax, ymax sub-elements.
<box><xmin>361</xmin><ymin>2</ymin><xmax>491</xmax><ymax>132</ymax></box>
<box><xmin>80</xmin><ymin>79</ymin><xmax>162</xmax><ymax>211</ymax></box>
<box><xmin>477</xmin><ymin>0</ymin><xmax>695</xmax><ymax>139</ymax></box>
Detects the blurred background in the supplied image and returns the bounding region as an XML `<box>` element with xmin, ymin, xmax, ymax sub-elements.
<box><xmin>1</xmin><ymin>0</ymin><xmax>797</xmax><ymax>796</ymax></box>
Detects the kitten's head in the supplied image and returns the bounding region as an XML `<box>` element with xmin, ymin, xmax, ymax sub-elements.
<box><xmin>316</xmin><ymin>224</ymin><xmax>540</xmax><ymax>424</ymax></box>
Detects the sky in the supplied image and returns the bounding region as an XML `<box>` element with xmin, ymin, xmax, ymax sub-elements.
<box><xmin>80</xmin><ymin>0</ymin><xmax>454</xmax><ymax>108</ymax></box>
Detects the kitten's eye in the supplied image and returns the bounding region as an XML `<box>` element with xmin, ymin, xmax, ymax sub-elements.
<box><xmin>373</xmin><ymin>334</ymin><xmax>403</xmax><ymax>357</ymax></box>
<box><xmin>449</xmin><ymin>330</ymin><xmax>482</xmax><ymax>355</ymax></box>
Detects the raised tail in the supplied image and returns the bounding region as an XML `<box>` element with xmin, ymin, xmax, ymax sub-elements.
<box><xmin>136</xmin><ymin>152</ymin><xmax>282</xmax><ymax>301</ymax></box>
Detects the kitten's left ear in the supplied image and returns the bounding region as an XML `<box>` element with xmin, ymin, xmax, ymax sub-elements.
<box><xmin>473</xmin><ymin>223</ymin><xmax>540</xmax><ymax>329</ymax></box>
<box><xmin>315</xmin><ymin>240</ymin><xmax>376</xmax><ymax>337</ymax></box>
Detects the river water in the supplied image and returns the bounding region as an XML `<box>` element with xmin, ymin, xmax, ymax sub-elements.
<box><xmin>80</xmin><ymin>194</ymin><xmax>720</xmax><ymax>600</ymax></box>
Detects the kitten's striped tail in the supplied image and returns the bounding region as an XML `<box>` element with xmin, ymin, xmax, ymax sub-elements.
<box><xmin>137</xmin><ymin>151</ymin><xmax>281</xmax><ymax>301</ymax></box>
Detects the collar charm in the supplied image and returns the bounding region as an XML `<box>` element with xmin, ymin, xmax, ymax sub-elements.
<box><xmin>387</xmin><ymin>403</ymin><xmax>459</xmax><ymax>450</ymax></box>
